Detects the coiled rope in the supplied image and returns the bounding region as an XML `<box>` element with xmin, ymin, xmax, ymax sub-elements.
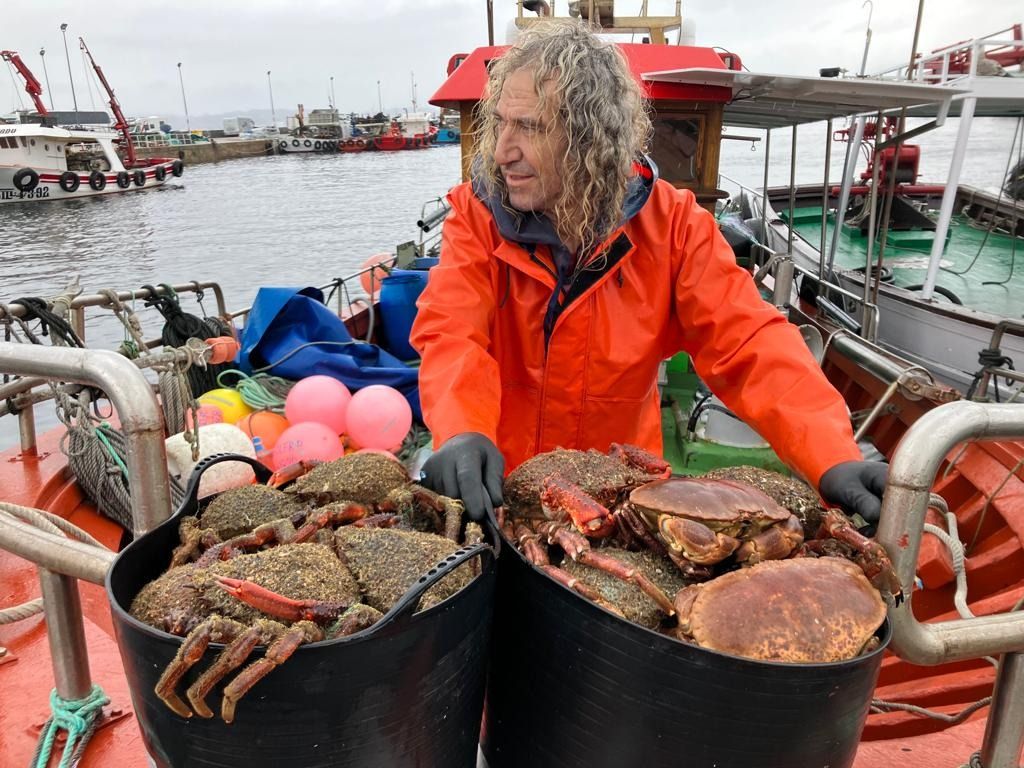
<box><xmin>216</xmin><ymin>369</ymin><xmax>294</xmax><ymax>412</ymax></box>
<box><xmin>30</xmin><ymin>685</ymin><xmax>110</xmax><ymax>768</ymax></box>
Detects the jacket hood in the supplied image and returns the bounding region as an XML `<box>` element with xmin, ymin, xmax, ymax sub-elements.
<box><xmin>471</xmin><ymin>154</ymin><xmax>659</xmax><ymax>250</ymax></box>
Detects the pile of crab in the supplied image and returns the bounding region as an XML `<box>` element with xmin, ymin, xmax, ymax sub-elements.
<box><xmin>499</xmin><ymin>444</ymin><xmax>900</xmax><ymax>664</ymax></box>
<box><xmin>129</xmin><ymin>452</ymin><xmax>481</xmax><ymax>723</ymax></box>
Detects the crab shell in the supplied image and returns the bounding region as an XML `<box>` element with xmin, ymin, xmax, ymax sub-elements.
<box><xmin>676</xmin><ymin>558</ymin><xmax>886</xmax><ymax>663</ymax></box>
<box><xmin>286</xmin><ymin>452</ymin><xmax>409</xmax><ymax>506</ymax></box>
<box><xmin>629</xmin><ymin>477</ymin><xmax>793</xmax><ymax>537</ymax></box>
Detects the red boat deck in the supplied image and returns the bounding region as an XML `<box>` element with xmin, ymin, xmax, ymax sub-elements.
<box><xmin>2</xmin><ymin>350</ymin><xmax>1023</xmax><ymax>765</ymax></box>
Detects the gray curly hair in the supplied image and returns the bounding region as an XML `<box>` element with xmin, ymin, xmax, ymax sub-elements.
<box><xmin>474</xmin><ymin>21</ymin><xmax>651</xmax><ymax>254</ymax></box>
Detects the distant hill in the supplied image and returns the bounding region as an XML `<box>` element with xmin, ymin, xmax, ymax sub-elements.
<box><xmin>154</xmin><ymin>106</ymin><xmax>436</xmax><ymax>132</ymax></box>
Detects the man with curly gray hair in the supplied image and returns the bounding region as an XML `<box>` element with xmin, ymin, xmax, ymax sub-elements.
<box><xmin>412</xmin><ymin>22</ymin><xmax>887</xmax><ymax>527</ymax></box>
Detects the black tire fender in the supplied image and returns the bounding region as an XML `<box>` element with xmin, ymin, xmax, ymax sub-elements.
<box><xmin>59</xmin><ymin>171</ymin><xmax>80</xmax><ymax>193</ymax></box>
<box><xmin>116</xmin><ymin>171</ymin><xmax>131</xmax><ymax>188</ymax></box>
<box><xmin>133</xmin><ymin>169</ymin><xmax>146</xmax><ymax>187</ymax></box>
<box><xmin>171</xmin><ymin>160</ymin><xmax>184</xmax><ymax>177</ymax></box>
<box><xmin>13</xmin><ymin>168</ymin><xmax>39</xmax><ymax>192</ymax></box>
<box><xmin>88</xmin><ymin>170</ymin><xmax>106</xmax><ymax>191</ymax></box>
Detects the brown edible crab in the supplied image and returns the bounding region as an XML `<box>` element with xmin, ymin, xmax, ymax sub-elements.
<box><xmin>674</xmin><ymin>557</ymin><xmax>887</xmax><ymax>662</ymax></box>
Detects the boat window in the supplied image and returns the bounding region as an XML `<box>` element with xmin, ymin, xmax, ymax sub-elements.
<box><xmin>30</xmin><ymin>139</ymin><xmax>36</xmax><ymax>147</ymax></box>
<box><xmin>650</xmin><ymin>115</ymin><xmax>703</xmax><ymax>186</ymax></box>
<box><xmin>57</xmin><ymin>145</ymin><xmax>63</xmax><ymax>153</ymax></box>
<box><xmin>44</xmin><ymin>144</ymin><xmax>49</xmax><ymax>152</ymax></box>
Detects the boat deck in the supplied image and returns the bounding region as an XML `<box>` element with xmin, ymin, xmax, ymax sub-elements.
<box><xmin>783</xmin><ymin>206</ymin><xmax>1024</xmax><ymax>318</ymax></box>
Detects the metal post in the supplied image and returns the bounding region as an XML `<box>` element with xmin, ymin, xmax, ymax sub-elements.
<box><xmin>787</xmin><ymin>125</ymin><xmax>797</xmax><ymax>256</ymax></box>
<box><xmin>826</xmin><ymin>116</ymin><xmax>866</xmax><ymax>277</ymax></box>
<box><xmin>177</xmin><ymin>62</ymin><xmax>191</xmax><ymax>133</ymax></box>
<box><xmin>760</xmin><ymin>128</ymin><xmax>771</xmax><ymax>265</ymax></box>
<box><xmin>981</xmin><ymin>652</ymin><xmax>1024</xmax><ymax>768</ymax></box>
<box><xmin>861</xmin><ymin>112</ymin><xmax>883</xmax><ymax>341</ymax></box>
<box><xmin>39</xmin><ymin>47</ymin><xmax>54</xmax><ymax>110</ymax></box>
<box><xmin>921</xmin><ymin>96</ymin><xmax>977</xmax><ymax>300</ymax></box>
<box><xmin>59</xmin><ymin>23</ymin><xmax>78</xmax><ymax>121</ymax></box>
<box><xmin>0</xmin><ymin>344</ymin><xmax>172</xmax><ymax>534</ymax></box>
<box><xmin>0</xmin><ymin>514</ymin><xmax>114</xmax><ymax>584</ymax></box>
<box><xmin>819</xmin><ymin>118</ymin><xmax>832</xmax><ymax>283</ymax></box>
<box><xmin>38</xmin><ymin>568</ymin><xmax>92</xmax><ymax>700</ymax></box>
<box><xmin>377</xmin><ymin>80</ymin><xmax>383</xmax><ymax>116</ymax></box>
<box><xmin>267</xmin><ymin>70</ymin><xmax>276</xmax><ymax>129</ymax></box>
<box><xmin>18</xmin><ymin>405</ymin><xmax>37</xmax><ymax>454</ymax></box>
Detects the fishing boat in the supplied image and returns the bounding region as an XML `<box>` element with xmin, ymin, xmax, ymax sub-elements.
<box><xmin>4</xmin><ymin>4</ymin><xmax>1024</xmax><ymax>768</ymax></box>
<box><xmin>0</xmin><ymin>43</ymin><xmax>182</xmax><ymax>203</ymax></box>
<box><xmin>722</xmin><ymin>24</ymin><xmax>1024</xmax><ymax>394</ymax></box>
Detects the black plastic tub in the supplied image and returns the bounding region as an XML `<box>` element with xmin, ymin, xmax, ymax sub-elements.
<box><xmin>107</xmin><ymin>454</ymin><xmax>496</xmax><ymax>768</ymax></box>
<box><xmin>481</xmin><ymin>542</ymin><xmax>889</xmax><ymax>768</ymax></box>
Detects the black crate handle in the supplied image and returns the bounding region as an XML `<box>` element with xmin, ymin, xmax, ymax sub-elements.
<box><xmin>175</xmin><ymin>452</ymin><xmax>273</xmax><ymax>519</ymax></box>
<box><xmin>366</xmin><ymin>542</ymin><xmax>494</xmax><ymax>635</ymax></box>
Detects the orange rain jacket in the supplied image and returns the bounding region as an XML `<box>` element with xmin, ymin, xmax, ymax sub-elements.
<box><xmin>410</xmin><ymin>174</ymin><xmax>862</xmax><ymax>490</ymax></box>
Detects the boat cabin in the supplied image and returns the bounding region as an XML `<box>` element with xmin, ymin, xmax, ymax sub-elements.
<box><xmin>430</xmin><ymin>43</ymin><xmax>737</xmax><ymax>213</ymax></box>
<box><xmin>0</xmin><ymin>124</ymin><xmax>126</xmax><ymax>175</ymax></box>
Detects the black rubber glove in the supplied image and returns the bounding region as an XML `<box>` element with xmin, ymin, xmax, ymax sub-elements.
<box><xmin>818</xmin><ymin>460</ymin><xmax>888</xmax><ymax>524</ymax></box>
<box><xmin>421</xmin><ymin>432</ymin><xmax>504</xmax><ymax>522</ymax></box>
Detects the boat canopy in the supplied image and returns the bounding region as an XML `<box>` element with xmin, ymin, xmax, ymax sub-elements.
<box><xmin>641</xmin><ymin>68</ymin><xmax>966</xmax><ymax>128</ymax></box>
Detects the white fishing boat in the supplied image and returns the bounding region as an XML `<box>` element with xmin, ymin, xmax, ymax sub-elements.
<box><xmin>0</xmin><ymin>42</ymin><xmax>183</xmax><ymax>204</ymax></box>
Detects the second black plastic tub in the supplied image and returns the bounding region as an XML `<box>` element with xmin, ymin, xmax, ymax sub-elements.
<box><xmin>107</xmin><ymin>454</ymin><xmax>496</xmax><ymax>768</ymax></box>
<box><xmin>481</xmin><ymin>542</ymin><xmax>888</xmax><ymax>768</ymax></box>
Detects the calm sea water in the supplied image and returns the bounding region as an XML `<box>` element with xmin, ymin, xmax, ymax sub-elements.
<box><xmin>0</xmin><ymin>118</ymin><xmax>1018</xmax><ymax>448</ymax></box>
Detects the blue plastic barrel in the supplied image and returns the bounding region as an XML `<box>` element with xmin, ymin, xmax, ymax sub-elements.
<box><xmin>380</xmin><ymin>269</ymin><xmax>431</xmax><ymax>361</ymax></box>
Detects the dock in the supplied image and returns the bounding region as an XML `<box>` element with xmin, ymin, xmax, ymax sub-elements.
<box><xmin>134</xmin><ymin>137</ymin><xmax>275</xmax><ymax>165</ymax></box>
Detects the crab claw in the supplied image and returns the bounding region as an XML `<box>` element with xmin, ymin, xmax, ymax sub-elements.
<box><xmin>609</xmin><ymin>443</ymin><xmax>671</xmax><ymax>479</ymax></box>
<box><xmin>215</xmin><ymin>575</ymin><xmax>352</xmax><ymax>623</ymax></box>
<box><xmin>540</xmin><ymin>475</ymin><xmax>616</xmax><ymax>538</ymax></box>
<box><xmin>267</xmin><ymin>459</ymin><xmax>324</xmax><ymax>489</ymax></box>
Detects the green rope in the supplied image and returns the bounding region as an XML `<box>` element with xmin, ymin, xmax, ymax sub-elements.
<box><xmin>215</xmin><ymin>369</ymin><xmax>294</xmax><ymax>412</ymax></box>
<box><xmin>94</xmin><ymin>423</ymin><xmax>129</xmax><ymax>481</ymax></box>
<box><xmin>32</xmin><ymin>684</ymin><xmax>109</xmax><ymax>768</ymax></box>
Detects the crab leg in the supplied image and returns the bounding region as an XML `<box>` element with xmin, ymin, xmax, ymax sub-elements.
<box><xmin>216</xmin><ymin>575</ymin><xmax>354</xmax><ymax>623</ymax></box>
<box><xmin>575</xmin><ymin>549</ymin><xmax>677</xmax><ymax>616</ymax></box>
<box><xmin>155</xmin><ymin>616</ymin><xmax>246</xmax><ymax>719</ymax></box>
<box><xmin>292</xmin><ymin>501</ymin><xmax>371</xmax><ymax>541</ymax></box>
<box><xmin>186</xmin><ymin>622</ymin><xmax>276</xmax><ymax>719</ymax></box>
<box><xmin>816</xmin><ymin>508</ymin><xmax>904</xmax><ymax>602</ymax></box>
<box><xmin>195</xmin><ymin>518</ymin><xmax>301</xmax><ymax>567</ymax></box>
<box><xmin>266</xmin><ymin>459</ymin><xmax>324</xmax><ymax>489</ymax></box>
<box><xmin>220</xmin><ymin>621</ymin><xmax>322</xmax><ymax>724</ymax></box>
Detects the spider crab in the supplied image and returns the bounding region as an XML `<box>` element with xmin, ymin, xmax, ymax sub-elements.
<box><xmin>271</xmin><ymin>452</ymin><xmax>465</xmax><ymax>541</ymax></box>
<box><xmin>501</xmin><ymin>446</ymin><xmax>902</xmax><ymax>620</ymax></box>
<box><xmin>131</xmin><ymin>525</ymin><xmax>477</xmax><ymax>723</ymax></box>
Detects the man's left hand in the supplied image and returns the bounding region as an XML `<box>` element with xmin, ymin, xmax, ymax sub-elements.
<box><xmin>818</xmin><ymin>460</ymin><xmax>888</xmax><ymax>524</ymax></box>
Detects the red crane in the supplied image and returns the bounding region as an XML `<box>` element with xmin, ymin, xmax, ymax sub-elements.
<box><xmin>0</xmin><ymin>50</ymin><xmax>48</xmax><ymax>116</ymax></box>
<box><xmin>77</xmin><ymin>37</ymin><xmax>137</xmax><ymax>166</ymax></box>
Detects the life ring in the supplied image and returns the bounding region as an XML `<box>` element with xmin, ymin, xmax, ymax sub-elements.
<box><xmin>59</xmin><ymin>171</ymin><xmax>80</xmax><ymax>193</ymax></box>
<box><xmin>133</xmin><ymin>169</ymin><xmax>146</xmax><ymax>187</ymax></box>
<box><xmin>303</xmin><ymin>139</ymin><xmax>312</xmax><ymax>148</ymax></box>
<box><xmin>154</xmin><ymin>165</ymin><xmax>167</xmax><ymax>182</ymax></box>
<box><xmin>279</xmin><ymin>140</ymin><xmax>288</xmax><ymax>150</ymax></box>
<box><xmin>291</xmin><ymin>139</ymin><xmax>300</xmax><ymax>147</ymax></box>
<box><xmin>12</xmin><ymin>168</ymin><xmax>39</xmax><ymax>192</ymax></box>
<box><xmin>116</xmin><ymin>171</ymin><xmax>131</xmax><ymax>188</ymax></box>
<box><xmin>88</xmin><ymin>170</ymin><xmax>107</xmax><ymax>191</ymax></box>
<box><xmin>171</xmin><ymin>159</ymin><xmax>184</xmax><ymax>177</ymax></box>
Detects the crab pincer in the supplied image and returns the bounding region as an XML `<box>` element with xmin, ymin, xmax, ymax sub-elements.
<box><xmin>215</xmin><ymin>575</ymin><xmax>354</xmax><ymax>624</ymax></box>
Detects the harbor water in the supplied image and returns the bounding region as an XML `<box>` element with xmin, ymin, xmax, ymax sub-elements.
<box><xmin>0</xmin><ymin>117</ymin><xmax>1017</xmax><ymax>448</ymax></box>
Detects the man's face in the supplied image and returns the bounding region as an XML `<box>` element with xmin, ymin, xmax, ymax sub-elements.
<box><xmin>492</xmin><ymin>68</ymin><xmax>567</xmax><ymax>218</ymax></box>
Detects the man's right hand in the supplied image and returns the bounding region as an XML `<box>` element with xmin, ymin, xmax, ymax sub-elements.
<box><xmin>421</xmin><ymin>433</ymin><xmax>504</xmax><ymax>522</ymax></box>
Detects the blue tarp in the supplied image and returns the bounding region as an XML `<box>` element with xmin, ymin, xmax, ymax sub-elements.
<box><xmin>236</xmin><ymin>286</ymin><xmax>422</xmax><ymax>422</ymax></box>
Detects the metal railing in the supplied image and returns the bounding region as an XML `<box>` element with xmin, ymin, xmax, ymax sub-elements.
<box><xmin>873</xmin><ymin>28</ymin><xmax>1024</xmax><ymax>85</ymax></box>
<box><xmin>878</xmin><ymin>400</ymin><xmax>1024</xmax><ymax>767</ymax></box>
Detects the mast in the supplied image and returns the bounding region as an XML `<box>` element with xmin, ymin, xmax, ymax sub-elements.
<box><xmin>76</xmin><ymin>37</ymin><xmax>136</xmax><ymax>166</ymax></box>
<box><xmin>0</xmin><ymin>50</ymin><xmax>49</xmax><ymax>116</ymax></box>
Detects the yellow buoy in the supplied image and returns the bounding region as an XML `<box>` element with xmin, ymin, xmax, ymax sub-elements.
<box><xmin>197</xmin><ymin>388</ymin><xmax>254</xmax><ymax>424</ymax></box>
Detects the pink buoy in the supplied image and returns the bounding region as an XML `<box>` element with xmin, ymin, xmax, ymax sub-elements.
<box><xmin>184</xmin><ymin>404</ymin><xmax>225</xmax><ymax>431</ymax></box>
<box><xmin>284</xmin><ymin>375</ymin><xmax>352</xmax><ymax>435</ymax></box>
<box><xmin>346</xmin><ymin>385</ymin><xmax>412</xmax><ymax>452</ymax></box>
<box><xmin>271</xmin><ymin>422</ymin><xmax>345</xmax><ymax>471</ymax></box>
<box><xmin>359</xmin><ymin>252</ymin><xmax>394</xmax><ymax>296</ymax></box>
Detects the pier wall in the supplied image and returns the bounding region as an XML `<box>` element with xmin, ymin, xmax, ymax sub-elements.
<box><xmin>134</xmin><ymin>137</ymin><xmax>274</xmax><ymax>165</ymax></box>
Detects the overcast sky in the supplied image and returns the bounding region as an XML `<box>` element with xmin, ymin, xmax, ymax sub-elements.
<box><xmin>2</xmin><ymin>0</ymin><xmax>1013</xmax><ymax>127</ymax></box>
